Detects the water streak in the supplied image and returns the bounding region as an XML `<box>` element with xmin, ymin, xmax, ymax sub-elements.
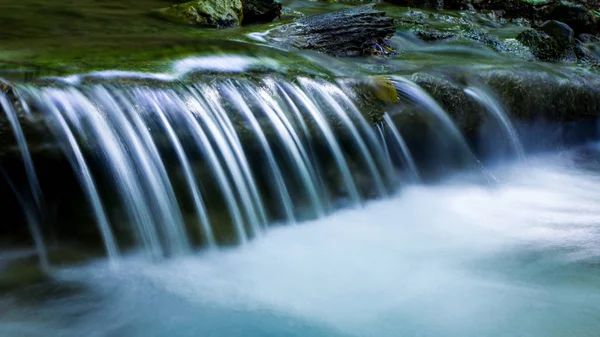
<box><xmin>464</xmin><ymin>86</ymin><xmax>525</xmax><ymax>160</ymax></box>
<box><xmin>0</xmin><ymin>92</ymin><xmax>48</xmax><ymax>268</ymax></box>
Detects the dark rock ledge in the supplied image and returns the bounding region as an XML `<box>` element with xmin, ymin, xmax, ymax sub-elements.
<box><xmin>266</xmin><ymin>4</ymin><xmax>396</xmax><ymax>57</ymax></box>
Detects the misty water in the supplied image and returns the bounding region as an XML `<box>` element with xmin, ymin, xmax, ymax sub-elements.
<box><xmin>3</xmin><ymin>146</ymin><xmax>600</xmax><ymax>337</ymax></box>
<box><xmin>2</xmin><ymin>0</ymin><xmax>600</xmax><ymax>336</ymax></box>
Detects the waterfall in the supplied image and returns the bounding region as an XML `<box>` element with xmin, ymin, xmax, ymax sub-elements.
<box><xmin>2</xmin><ymin>76</ymin><xmax>420</xmax><ymax>259</ymax></box>
<box><xmin>0</xmin><ymin>92</ymin><xmax>49</xmax><ymax>269</ymax></box>
<box><xmin>382</xmin><ymin>114</ymin><xmax>421</xmax><ymax>182</ymax></box>
<box><xmin>464</xmin><ymin>86</ymin><xmax>526</xmax><ymax>160</ymax></box>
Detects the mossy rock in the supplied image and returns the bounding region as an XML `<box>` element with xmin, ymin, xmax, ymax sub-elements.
<box><xmin>368</xmin><ymin>76</ymin><xmax>400</xmax><ymax>103</ymax></box>
<box><xmin>155</xmin><ymin>0</ymin><xmax>244</xmax><ymax>28</ymax></box>
<box><xmin>537</xmin><ymin>1</ymin><xmax>597</xmax><ymax>35</ymax></box>
<box><xmin>242</xmin><ymin>0</ymin><xmax>282</xmax><ymax>24</ymax></box>
<box><xmin>516</xmin><ymin>28</ymin><xmax>576</xmax><ymax>61</ymax></box>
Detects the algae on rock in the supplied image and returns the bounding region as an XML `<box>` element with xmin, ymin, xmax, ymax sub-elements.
<box><xmin>156</xmin><ymin>0</ymin><xmax>244</xmax><ymax>28</ymax></box>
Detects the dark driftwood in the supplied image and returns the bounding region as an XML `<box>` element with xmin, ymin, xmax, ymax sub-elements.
<box><xmin>266</xmin><ymin>4</ymin><xmax>396</xmax><ymax>57</ymax></box>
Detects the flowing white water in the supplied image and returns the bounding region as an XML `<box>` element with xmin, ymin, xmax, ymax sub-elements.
<box><xmin>0</xmin><ymin>92</ymin><xmax>48</xmax><ymax>269</ymax></box>
<box><xmin>140</xmin><ymin>88</ymin><xmax>216</xmax><ymax>247</ymax></box>
<box><xmin>224</xmin><ymin>84</ymin><xmax>296</xmax><ymax>224</ymax></box>
<box><xmin>390</xmin><ymin>76</ymin><xmax>479</xmax><ymax>168</ymax></box>
<box><xmin>382</xmin><ymin>113</ymin><xmax>421</xmax><ymax>181</ymax></box>
<box><xmin>275</xmin><ymin>82</ymin><xmax>332</xmax><ymax>212</ymax></box>
<box><xmin>300</xmin><ymin>78</ymin><xmax>388</xmax><ymax>197</ymax></box>
<box><xmin>464</xmin><ymin>86</ymin><xmax>526</xmax><ymax>159</ymax></box>
<box><xmin>36</xmin><ymin>93</ymin><xmax>120</xmax><ymax>263</ymax></box>
<box><xmin>4</xmin><ymin>78</ymin><xmax>406</xmax><ymax>256</ymax></box>
<box><xmin>3</xmin><ymin>148</ymin><xmax>600</xmax><ymax>337</ymax></box>
<box><xmin>283</xmin><ymin>82</ymin><xmax>362</xmax><ymax>205</ymax></box>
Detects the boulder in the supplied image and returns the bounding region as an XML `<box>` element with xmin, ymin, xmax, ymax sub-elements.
<box><xmin>156</xmin><ymin>0</ymin><xmax>244</xmax><ymax>28</ymax></box>
<box><xmin>516</xmin><ymin>27</ymin><xmax>577</xmax><ymax>61</ymax></box>
<box><xmin>536</xmin><ymin>1</ymin><xmax>597</xmax><ymax>34</ymax></box>
<box><xmin>540</xmin><ymin>20</ymin><xmax>575</xmax><ymax>43</ymax></box>
<box><xmin>265</xmin><ymin>4</ymin><xmax>396</xmax><ymax>57</ymax></box>
<box><xmin>242</xmin><ymin>0</ymin><xmax>282</xmax><ymax>25</ymax></box>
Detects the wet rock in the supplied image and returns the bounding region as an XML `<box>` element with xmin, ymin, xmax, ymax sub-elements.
<box><xmin>575</xmin><ymin>39</ymin><xmax>600</xmax><ymax>66</ymax></box>
<box><xmin>155</xmin><ymin>0</ymin><xmax>244</xmax><ymax>28</ymax></box>
<box><xmin>280</xmin><ymin>7</ymin><xmax>304</xmax><ymax>20</ymax></box>
<box><xmin>464</xmin><ymin>0</ymin><xmax>540</xmax><ymax>18</ymax></box>
<box><xmin>537</xmin><ymin>1</ymin><xmax>597</xmax><ymax>35</ymax></box>
<box><xmin>397</xmin><ymin>69</ymin><xmax>600</xmax><ymax>152</ymax></box>
<box><xmin>579</xmin><ymin>33</ymin><xmax>600</xmax><ymax>43</ymax></box>
<box><xmin>368</xmin><ymin>76</ymin><xmax>400</xmax><ymax>103</ymax></box>
<box><xmin>265</xmin><ymin>4</ymin><xmax>396</xmax><ymax>57</ymax></box>
<box><xmin>540</xmin><ymin>20</ymin><xmax>575</xmax><ymax>43</ymax></box>
<box><xmin>516</xmin><ymin>27</ymin><xmax>577</xmax><ymax>61</ymax></box>
<box><xmin>385</xmin><ymin>0</ymin><xmax>444</xmax><ymax>10</ymax></box>
<box><xmin>242</xmin><ymin>0</ymin><xmax>282</xmax><ymax>24</ymax></box>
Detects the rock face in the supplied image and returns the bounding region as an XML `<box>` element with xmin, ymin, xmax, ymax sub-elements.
<box><xmin>156</xmin><ymin>0</ymin><xmax>282</xmax><ymax>27</ymax></box>
<box><xmin>266</xmin><ymin>4</ymin><xmax>396</xmax><ymax>57</ymax></box>
<box><xmin>517</xmin><ymin>29</ymin><xmax>576</xmax><ymax>61</ymax></box>
<box><xmin>242</xmin><ymin>0</ymin><xmax>282</xmax><ymax>24</ymax></box>
<box><xmin>537</xmin><ymin>1</ymin><xmax>597</xmax><ymax>35</ymax></box>
<box><xmin>540</xmin><ymin>19</ymin><xmax>575</xmax><ymax>43</ymax></box>
<box><xmin>156</xmin><ymin>0</ymin><xmax>244</xmax><ymax>28</ymax></box>
<box><xmin>517</xmin><ymin>20</ymin><xmax>579</xmax><ymax>61</ymax></box>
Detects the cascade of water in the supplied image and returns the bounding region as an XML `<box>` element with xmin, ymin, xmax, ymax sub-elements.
<box><xmin>171</xmin><ymin>89</ymin><xmax>248</xmax><ymax>245</ymax></box>
<box><xmin>464</xmin><ymin>86</ymin><xmax>526</xmax><ymax>160</ymax></box>
<box><xmin>281</xmin><ymin>82</ymin><xmax>362</xmax><ymax>206</ymax></box>
<box><xmin>91</xmin><ymin>87</ymin><xmax>190</xmax><ymax>256</ymax></box>
<box><xmin>25</xmin><ymin>89</ymin><xmax>120</xmax><ymax>263</ymax></box>
<box><xmin>389</xmin><ymin>76</ymin><xmax>480</xmax><ymax>169</ymax></box>
<box><xmin>325</xmin><ymin>80</ymin><xmax>398</xmax><ymax>186</ymax></box>
<box><xmin>134</xmin><ymin>88</ymin><xmax>216</xmax><ymax>247</ymax></box>
<box><xmin>46</xmin><ymin>88</ymin><xmax>164</xmax><ymax>259</ymax></box>
<box><xmin>376</xmin><ymin>123</ymin><xmax>393</xmax><ymax>170</ymax></box>
<box><xmin>382</xmin><ymin>114</ymin><xmax>421</xmax><ymax>182</ymax></box>
<box><xmin>0</xmin><ymin>92</ymin><xmax>48</xmax><ymax>269</ymax></box>
<box><xmin>299</xmin><ymin>78</ymin><xmax>388</xmax><ymax>197</ymax></box>
<box><xmin>248</xmin><ymin>84</ymin><xmax>326</xmax><ymax>217</ymax></box>
<box><xmin>0</xmin><ymin>169</ymin><xmax>48</xmax><ymax>270</ymax></box>
<box><xmin>274</xmin><ymin>82</ymin><xmax>332</xmax><ymax>212</ymax></box>
<box><xmin>2</xmin><ymin>76</ymin><xmax>430</xmax><ymax>258</ymax></box>
<box><xmin>223</xmin><ymin>82</ymin><xmax>297</xmax><ymax>223</ymax></box>
<box><xmin>188</xmin><ymin>85</ymin><xmax>265</xmax><ymax>238</ymax></box>
<box><xmin>198</xmin><ymin>85</ymin><xmax>269</xmax><ymax>232</ymax></box>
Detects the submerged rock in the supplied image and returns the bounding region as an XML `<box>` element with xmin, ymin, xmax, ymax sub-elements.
<box><xmin>155</xmin><ymin>0</ymin><xmax>244</xmax><ymax>28</ymax></box>
<box><xmin>265</xmin><ymin>4</ymin><xmax>396</xmax><ymax>57</ymax></box>
<box><xmin>242</xmin><ymin>0</ymin><xmax>282</xmax><ymax>24</ymax></box>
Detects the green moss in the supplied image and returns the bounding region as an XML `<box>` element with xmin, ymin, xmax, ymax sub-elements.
<box><xmin>521</xmin><ymin>0</ymin><xmax>549</xmax><ymax>5</ymax></box>
<box><xmin>156</xmin><ymin>0</ymin><xmax>244</xmax><ymax>27</ymax></box>
<box><xmin>0</xmin><ymin>0</ymin><xmax>291</xmax><ymax>78</ymax></box>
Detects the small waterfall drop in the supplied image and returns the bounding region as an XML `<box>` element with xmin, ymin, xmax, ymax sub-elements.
<box><xmin>382</xmin><ymin>114</ymin><xmax>421</xmax><ymax>182</ymax></box>
<box><xmin>389</xmin><ymin>76</ymin><xmax>487</xmax><ymax>175</ymax></box>
<box><xmin>0</xmin><ymin>91</ymin><xmax>49</xmax><ymax>269</ymax></box>
<box><xmin>2</xmin><ymin>76</ymin><xmax>419</xmax><ymax>259</ymax></box>
<box><xmin>464</xmin><ymin>86</ymin><xmax>526</xmax><ymax>160</ymax></box>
